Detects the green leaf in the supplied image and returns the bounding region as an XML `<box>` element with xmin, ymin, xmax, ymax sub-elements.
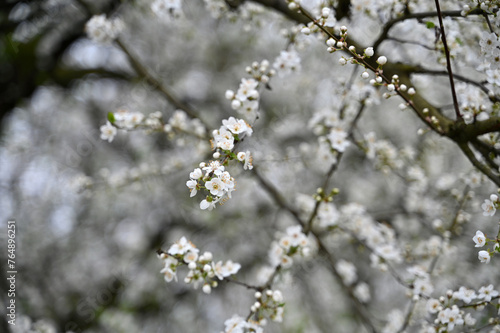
<box><xmin>107</xmin><ymin>112</ymin><xmax>115</xmax><ymax>123</ymax></box>
<box><xmin>426</xmin><ymin>21</ymin><xmax>435</xmax><ymax>29</ymax></box>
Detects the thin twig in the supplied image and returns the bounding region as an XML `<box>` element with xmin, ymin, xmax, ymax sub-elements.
<box><xmin>386</xmin><ymin>37</ymin><xmax>437</xmax><ymax>51</ymax></box>
<box><xmin>372</xmin><ymin>8</ymin><xmax>487</xmax><ymax>50</ymax></box>
<box><xmin>434</xmin><ymin>0</ymin><xmax>461</xmax><ymax>120</ymax></box>
<box><xmin>251</xmin><ymin>166</ymin><xmax>305</xmax><ymax>228</ymax></box>
<box><xmin>471</xmin><ymin>139</ymin><xmax>500</xmax><ymax>171</ymax></box>
<box><xmin>115</xmin><ymin>38</ymin><xmax>211</xmax><ymax>130</ymax></box>
<box><xmin>458</xmin><ymin>142</ymin><xmax>500</xmax><ymax>186</ymax></box>
<box><xmin>411</xmin><ymin>68</ymin><xmax>496</xmax><ymax>102</ymax></box>
<box><xmin>314</xmin><ymin>235</ymin><xmax>379</xmax><ymax>333</ymax></box>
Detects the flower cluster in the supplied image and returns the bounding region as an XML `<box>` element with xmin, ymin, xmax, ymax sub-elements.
<box><xmin>272</xmin><ymin>50</ymin><xmax>301</xmax><ymax>77</ymax></box>
<box><xmin>151</xmin><ymin>0</ymin><xmax>183</xmax><ymax>18</ymax></box>
<box><xmin>112</xmin><ymin>109</ymin><xmax>147</xmax><ymax>129</ymax></box>
<box><xmin>186</xmin><ymin>116</ymin><xmax>254</xmax><ymax>209</ymax></box>
<box><xmin>455</xmin><ymin>82</ymin><xmax>490</xmax><ymax>124</ymax></box>
<box><xmin>308</xmin><ymin>107</ymin><xmax>351</xmax><ymax>155</ymax></box>
<box><xmin>164</xmin><ymin>110</ymin><xmax>206</xmax><ymax>138</ymax></box>
<box><xmin>85</xmin><ymin>14</ymin><xmax>124</xmax><ymax>44</ymax></box>
<box><xmin>327</xmin><ymin>127</ymin><xmax>350</xmax><ymax>152</ymax></box>
<box><xmin>269</xmin><ymin>226</ymin><xmax>311</xmax><ymax>268</ymax></box>
<box><xmin>251</xmin><ymin>289</ymin><xmax>284</xmax><ymax>322</ymax></box>
<box><xmin>407</xmin><ymin>265</ymin><xmax>434</xmax><ymax>297</ymax></box>
<box><xmin>480</xmin><ymin>31</ymin><xmax>500</xmax><ymax>70</ymax></box>
<box><xmin>213</xmin><ymin>117</ymin><xmax>253</xmax><ymax>151</ymax></box>
<box><xmin>99</xmin><ymin>109</ymin><xmax>159</xmax><ymax>142</ymax></box>
<box><xmin>481</xmin><ymin>193</ymin><xmax>500</xmax><ymax>216</ymax></box>
<box><xmin>226</xmin><ymin>53</ymin><xmax>301</xmax><ymax>121</ymax></box>
<box><xmin>364</xmin><ymin>132</ymin><xmax>405</xmax><ymax>171</ymax></box>
<box><xmin>472</xmin><ymin>230</ymin><xmax>500</xmax><ymax>264</ymax></box>
<box><xmin>226</xmin><ymin>78</ymin><xmax>261</xmax><ymax>119</ymax></box>
<box><xmin>186</xmin><ymin>161</ymin><xmax>235</xmax><ymax>210</ymax></box>
<box><xmin>221</xmin><ymin>315</ymin><xmax>263</xmax><ymax>333</ymax></box>
<box><xmin>244</xmin><ymin>59</ymin><xmax>276</xmax><ymax>84</ymax></box>
<box><xmin>425</xmin><ymin>285</ymin><xmax>499</xmax><ymax>331</ymax></box>
<box><xmin>158</xmin><ymin>236</ymin><xmax>241</xmax><ymax>294</ymax></box>
<box><xmin>343</xmin><ymin>203</ymin><xmax>403</xmax><ymax>267</ymax></box>
<box><xmin>100</xmin><ymin>109</ymin><xmax>206</xmax><ymax>143</ymax></box>
<box><xmin>222</xmin><ymin>289</ymin><xmax>285</xmax><ymax>333</ymax></box>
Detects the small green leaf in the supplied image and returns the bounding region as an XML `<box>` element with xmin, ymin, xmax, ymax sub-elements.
<box><xmin>426</xmin><ymin>21</ymin><xmax>435</xmax><ymax>29</ymax></box>
<box><xmin>107</xmin><ymin>112</ymin><xmax>115</xmax><ymax>123</ymax></box>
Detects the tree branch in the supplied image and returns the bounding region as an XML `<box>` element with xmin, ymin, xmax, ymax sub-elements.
<box><xmin>115</xmin><ymin>38</ymin><xmax>210</xmax><ymax>130</ymax></box>
<box><xmin>434</xmin><ymin>0</ymin><xmax>461</xmax><ymax>120</ymax></box>
<box><xmin>458</xmin><ymin>142</ymin><xmax>500</xmax><ymax>186</ymax></box>
<box><xmin>373</xmin><ymin>8</ymin><xmax>487</xmax><ymax>50</ymax></box>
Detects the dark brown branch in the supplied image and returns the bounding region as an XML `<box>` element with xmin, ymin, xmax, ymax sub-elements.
<box><xmin>461</xmin><ymin>117</ymin><xmax>500</xmax><ymax>138</ymax></box>
<box><xmin>434</xmin><ymin>0</ymin><xmax>461</xmax><ymax>120</ymax></box>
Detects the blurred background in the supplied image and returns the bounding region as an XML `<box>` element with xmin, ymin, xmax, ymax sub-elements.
<box><xmin>1</xmin><ymin>0</ymin><xmax>498</xmax><ymax>332</ymax></box>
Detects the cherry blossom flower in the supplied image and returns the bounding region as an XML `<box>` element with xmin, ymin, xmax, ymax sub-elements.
<box><xmin>478</xmin><ymin>250</ymin><xmax>491</xmax><ymax>264</ymax></box>
<box><xmin>478</xmin><ymin>284</ymin><xmax>499</xmax><ymax>302</ymax></box>
<box><xmin>100</xmin><ymin>121</ymin><xmax>117</xmax><ymax>142</ymax></box>
<box><xmin>472</xmin><ymin>230</ymin><xmax>486</xmax><ymax>247</ymax></box>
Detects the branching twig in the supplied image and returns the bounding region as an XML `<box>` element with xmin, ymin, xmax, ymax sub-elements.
<box><xmin>410</xmin><ymin>68</ymin><xmax>496</xmax><ymax>102</ymax></box>
<box><xmin>373</xmin><ymin>8</ymin><xmax>486</xmax><ymax>50</ymax></box>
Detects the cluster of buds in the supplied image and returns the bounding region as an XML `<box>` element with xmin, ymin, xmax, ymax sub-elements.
<box><xmin>85</xmin><ymin>14</ymin><xmax>124</xmax><ymax>44</ymax></box>
<box><xmin>481</xmin><ymin>193</ymin><xmax>500</xmax><ymax>216</ymax></box>
<box><xmin>158</xmin><ymin>237</ymin><xmax>241</xmax><ymax>294</ymax></box>
<box><xmin>251</xmin><ymin>289</ymin><xmax>285</xmax><ymax>323</ymax></box>
<box><xmin>381</xmin><ymin>75</ymin><xmax>414</xmax><ymax>101</ymax></box>
<box><xmin>225</xmin><ymin>78</ymin><xmax>260</xmax><ymax>118</ymax></box>
<box><xmin>472</xmin><ymin>229</ymin><xmax>500</xmax><ymax>264</ymax></box>
<box><xmin>244</xmin><ymin>60</ymin><xmax>275</xmax><ymax>85</ymax></box>
<box><xmin>325</xmin><ymin>26</ymin><xmax>348</xmax><ymax>54</ymax></box>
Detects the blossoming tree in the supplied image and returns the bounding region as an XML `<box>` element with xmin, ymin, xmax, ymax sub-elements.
<box><xmin>2</xmin><ymin>0</ymin><xmax>500</xmax><ymax>332</ymax></box>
